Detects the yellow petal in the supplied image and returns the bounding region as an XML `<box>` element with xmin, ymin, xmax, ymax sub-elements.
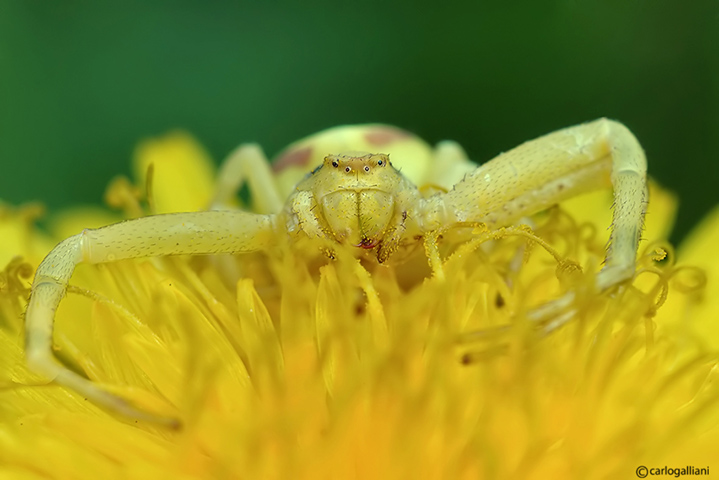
<box><xmin>0</xmin><ymin>203</ymin><xmax>54</xmax><ymax>268</ymax></box>
<box><xmin>659</xmin><ymin>205</ymin><xmax>719</xmax><ymax>348</ymax></box>
<box><xmin>133</xmin><ymin>131</ymin><xmax>216</xmax><ymax>214</ymax></box>
<box><xmin>47</xmin><ymin>206</ymin><xmax>121</xmax><ymax>240</ymax></box>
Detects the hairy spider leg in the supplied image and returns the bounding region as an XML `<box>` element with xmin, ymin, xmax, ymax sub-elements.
<box><xmin>426</xmin><ymin>118</ymin><xmax>647</xmax><ymax>322</ymax></box>
<box><xmin>25</xmin><ymin>211</ymin><xmax>276</xmax><ymax>427</ymax></box>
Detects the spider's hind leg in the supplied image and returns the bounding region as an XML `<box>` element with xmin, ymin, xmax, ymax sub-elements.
<box><xmin>210</xmin><ymin>143</ymin><xmax>284</xmax><ymax>214</ymax></box>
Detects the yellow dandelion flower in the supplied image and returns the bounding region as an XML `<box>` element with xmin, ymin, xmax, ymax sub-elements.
<box><xmin>1</xmin><ymin>129</ymin><xmax>717</xmax><ymax>480</ymax></box>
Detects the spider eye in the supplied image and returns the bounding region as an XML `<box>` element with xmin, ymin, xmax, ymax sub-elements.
<box><xmin>377</xmin><ymin>160</ymin><xmax>383</xmax><ymax>166</ymax></box>
<box><xmin>345</xmin><ymin>166</ymin><xmax>351</xmax><ymax>173</ymax></box>
<box><xmin>364</xmin><ymin>166</ymin><xmax>370</xmax><ymax>172</ymax></box>
<box><xmin>331</xmin><ymin>160</ymin><xmax>339</xmax><ymax>168</ymax></box>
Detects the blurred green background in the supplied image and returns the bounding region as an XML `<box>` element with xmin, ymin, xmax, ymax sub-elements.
<box><xmin>1</xmin><ymin>1</ymin><xmax>717</xmax><ymax>244</ymax></box>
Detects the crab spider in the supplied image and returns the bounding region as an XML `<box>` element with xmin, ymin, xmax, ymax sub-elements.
<box><xmin>25</xmin><ymin>118</ymin><xmax>647</xmax><ymax>426</ymax></box>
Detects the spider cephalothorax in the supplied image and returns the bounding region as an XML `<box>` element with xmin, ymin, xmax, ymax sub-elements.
<box><xmin>285</xmin><ymin>152</ymin><xmax>423</xmax><ymax>259</ymax></box>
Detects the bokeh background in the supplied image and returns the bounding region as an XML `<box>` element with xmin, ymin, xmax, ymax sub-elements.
<box><xmin>1</xmin><ymin>1</ymin><xmax>717</xmax><ymax>244</ymax></box>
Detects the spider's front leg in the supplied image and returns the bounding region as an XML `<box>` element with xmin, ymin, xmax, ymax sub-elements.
<box><xmin>427</xmin><ymin>118</ymin><xmax>647</xmax><ymax>318</ymax></box>
<box><xmin>26</xmin><ymin>211</ymin><xmax>276</xmax><ymax>426</ymax></box>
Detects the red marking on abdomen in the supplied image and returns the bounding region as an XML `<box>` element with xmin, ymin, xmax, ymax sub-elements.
<box><xmin>364</xmin><ymin>127</ymin><xmax>412</xmax><ymax>146</ymax></box>
<box><xmin>272</xmin><ymin>146</ymin><xmax>313</xmax><ymax>173</ymax></box>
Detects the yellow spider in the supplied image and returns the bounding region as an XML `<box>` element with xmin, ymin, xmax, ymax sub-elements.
<box><xmin>25</xmin><ymin>118</ymin><xmax>647</xmax><ymax>426</ymax></box>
